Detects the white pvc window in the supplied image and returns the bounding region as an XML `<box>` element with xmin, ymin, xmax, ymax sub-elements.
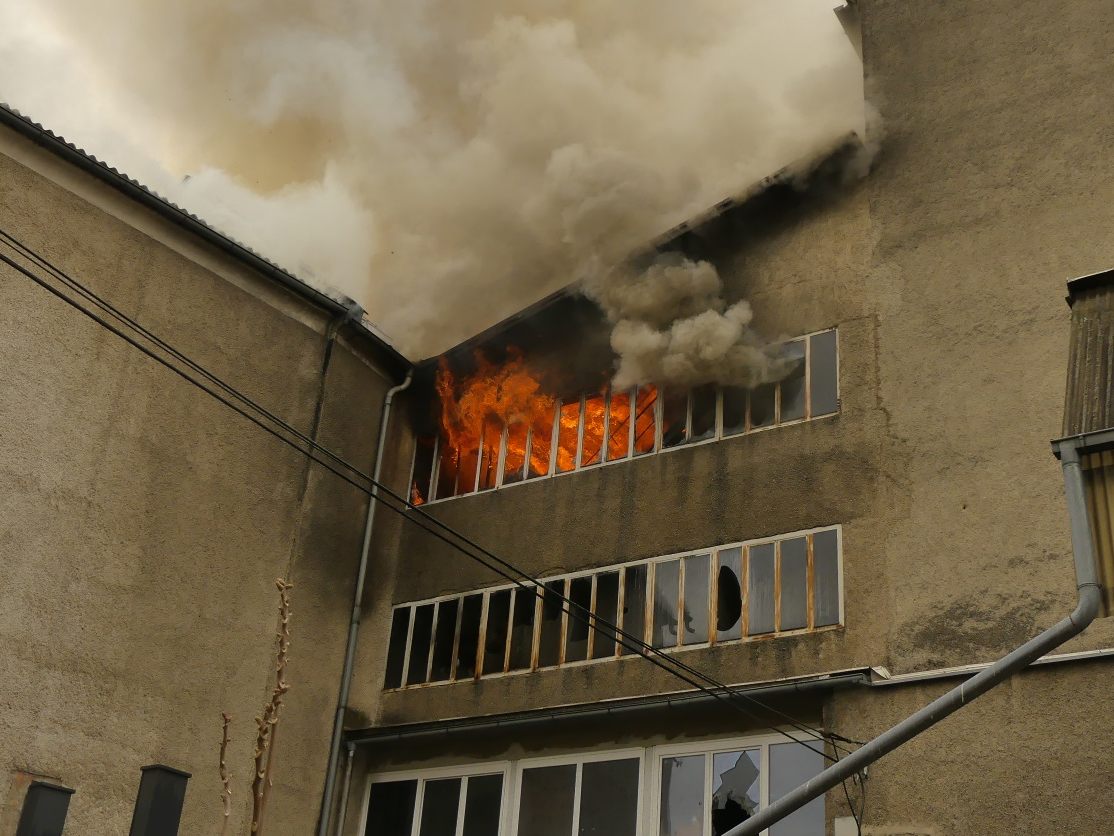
<box><xmin>360</xmin><ymin>734</ymin><xmax>824</xmax><ymax>836</ymax></box>
<box><xmin>411</xmin><ymin>329</ymin><xmax>839</xmax><ymax>505</ymax></box>
<box><xmin>383</xmin><ymin>526</ymin><xmax>843</xmax><ymax>690</ymax></box>
<box><xmin>653</xmin><ymin>735</ymin><xmax>825</xmax><ymax>836</ymax></box>
<box><xmin>360</xmin><ymin>764</ymin><xmax>511</xmax><ymax>836</ymax></box>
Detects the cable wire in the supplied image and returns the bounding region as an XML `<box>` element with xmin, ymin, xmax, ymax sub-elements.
<box><xmin>1</xmin><ymin>231</ymin><xmax>862</xmax><ymax>759</ymax></box>
<box><xmin>0</xmin><ymin>235</ymin><xmax>852</xmax><ymax>759</ymax></box>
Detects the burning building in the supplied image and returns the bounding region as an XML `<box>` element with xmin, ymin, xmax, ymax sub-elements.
<box><xmin>3</xmin><ymin>2</ymin><xmax>1114</xmax><ymax>836</ymax></box>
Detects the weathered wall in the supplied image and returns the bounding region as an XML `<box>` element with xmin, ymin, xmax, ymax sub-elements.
<box><xmin>826</xmin><ymin>661</ymin><xmax>1114</xmax><ymax>835</ymax></box>
<box><xmin>345</xmin><ymin>1</ymin><xmax>1114</xmax><ymax>834</ymax></box>
<box><xmin>0</xmin><ymin>129</ymin><xmax>399</xmax><ymax>834</ymax></box>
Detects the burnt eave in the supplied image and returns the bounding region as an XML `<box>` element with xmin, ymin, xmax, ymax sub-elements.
<box><xmin>423</xmin><ymin>131</ymin><xmax>864</xmax><ymax>366</ymax></box>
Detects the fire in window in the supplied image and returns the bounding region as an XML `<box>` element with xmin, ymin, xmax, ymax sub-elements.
<box><xmin>410</xmin><ymin>329</ymin><xmax>839</xmax><ymax>505</ymax></box>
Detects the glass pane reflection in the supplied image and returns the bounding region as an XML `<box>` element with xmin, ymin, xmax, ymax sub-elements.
<box><xmin>659</xmin><ymin>755</ymin><xmax>705</xmax><ymax>836</ymax></box>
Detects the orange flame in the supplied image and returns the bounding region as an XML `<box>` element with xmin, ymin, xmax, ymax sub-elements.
<box><xmin>419</xmin><ymin>350</ymin><xmax>661</xmax><ymax>502</ymax></box>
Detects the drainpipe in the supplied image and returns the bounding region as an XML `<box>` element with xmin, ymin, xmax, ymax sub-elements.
<box><xmin>724</xmin><ymin>442</ymin><xmax>1103</xmax><ymax>836</ymax></box>
<box><xmin>318</xmin><ymin>369</ymin><xmax>413</xmax><ymax>836</ymax></box>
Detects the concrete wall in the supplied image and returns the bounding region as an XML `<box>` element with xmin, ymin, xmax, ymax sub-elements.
<box><xmin>0</xmin><ymin>128</ymin><xmax>401</xmax><ymax>834</ymax></box>
<box><xmin>345</xmin><ymin>1</ymin><xmax>1114</xmax><ymax>834</ymax></box>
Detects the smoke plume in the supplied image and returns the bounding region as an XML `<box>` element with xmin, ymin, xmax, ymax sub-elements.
<box><xmin>585</xmin><ymin>256</ymin><xmax>794</xmax><ymax>389</ymax></box>
<box><xmin>1</xmin><ymin>0</ymin><xmax>864</xmax><ymax>358</ymax></box>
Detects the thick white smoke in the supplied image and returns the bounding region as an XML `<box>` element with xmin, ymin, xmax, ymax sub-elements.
<box><xmin>0</xmin><ymin>0</ymin><xmax>863</xmax><ymax>358</ymax></box>
<box><xmin>586</xmin><ymin>256</ymin><xmax>792</xmax><ymax>389</ymax></box>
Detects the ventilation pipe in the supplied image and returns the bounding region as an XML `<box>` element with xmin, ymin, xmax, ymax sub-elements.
<box><xmin>318</xmin><ymin>369</ymin><xmax>413</xmax><ymax>836</ymax></box>
<box><xmin>726</xmin><ymin>271</ymin><xmax>1113</xmax><ymax>836</ymax></box>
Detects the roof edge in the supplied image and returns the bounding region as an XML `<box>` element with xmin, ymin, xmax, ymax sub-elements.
<box><xmin>0</xmin><ymin>102</ymin><xmax>411</xmax><ymax>372</ymax></box>
<box><xmin>423</xmin><ymin>132</ymin><xmax>864</xmax><ymax>364</ymax></box>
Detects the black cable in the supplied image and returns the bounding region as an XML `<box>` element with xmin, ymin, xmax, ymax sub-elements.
<box><xmin>0</xmin><ymin>235</ymin><xmax>852</xmax><ymax>759</ymax></box>
<box><xmin>0</xmin><ymin>235</ymin><xmax>853</xmax><ymax>759</ymax></box>
<box><xmin>1</xmin><ymin>234</ymin><xmax>858</xmax><ymax>759</ymax></box>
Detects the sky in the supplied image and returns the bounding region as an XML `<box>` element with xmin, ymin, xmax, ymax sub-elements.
<box><xmin>0</xmin><ymin>1</ymin><xmax>864</xmax><ymax>358</ymax></box>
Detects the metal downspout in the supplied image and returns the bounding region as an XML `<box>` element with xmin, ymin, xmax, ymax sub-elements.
<box><xmin>725</xmin><ymin>442</ymin><xmax>1103</xmax><ymax>836</ymax></box>
<box><xmin>318</xmin><ymin>369</ymin><xmax>413</xmax><ymax>836</ymax></box>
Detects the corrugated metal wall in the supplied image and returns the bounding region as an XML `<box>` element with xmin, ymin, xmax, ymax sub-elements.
<box><xmin>1063</xmin><ymin>271</ymin><xmax>1114</xmax><ymax>436</ymax></box>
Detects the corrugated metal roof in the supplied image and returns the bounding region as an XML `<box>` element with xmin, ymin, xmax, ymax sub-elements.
<box><xmin>0</xmin><ymin>101</ymin><xmax>410</xmax><ymax>370</ymax></box>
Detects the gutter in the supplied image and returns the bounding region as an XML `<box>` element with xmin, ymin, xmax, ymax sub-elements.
<box><xmin>0</xmin><ymin>103</ymin><xmax>411</xmax><ymax>374</ymax></box>
<box><xmin>724</xmin><ymin>438</ymin><xmax>1105</xmax><ymax>836</ymax></box>
<box><xmin>869</xmin><ymin>646</ymin><xmax>1114</xmax><ymax>687</ymax></box>
<box><xmin>345</xmin><ymin>670</ymin><xmax>872</xmax><ymax>747</ymax></box>
<box><xmin>318</xmin><ymin>369</ymin><xmax>413</xmax><ymax>836</ymax></box>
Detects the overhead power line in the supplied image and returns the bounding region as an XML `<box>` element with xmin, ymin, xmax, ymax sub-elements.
<box><xmin>0</xmin><ymin>228</ymin><xmax>863</xmax><ymax>761</ymax></box>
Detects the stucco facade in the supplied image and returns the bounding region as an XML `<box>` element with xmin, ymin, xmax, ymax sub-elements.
<box><xmin>0</xmin><ymin>117</ymin><xmax>406</xmax><ymax>833</ymax></box>
<box><xmin>340</xmin><ymin>2</ymin><xmax>1114</xmax><ymax>835</ymax></box>
<box><xmin>3</xmin><ymin>1</ymin><xmax>1114</xmax><ymax>835</ymax></box>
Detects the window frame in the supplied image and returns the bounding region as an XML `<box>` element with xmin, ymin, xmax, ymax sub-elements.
<box><xmin>649</xmin><ymin>730</ymin><xmax>823</xmax><ymax>836</ymax></box>
<box><xmin>413</xmin><ymin>329</ymin><xmax>839</xmax><ymax>506</ymax></box>
<box><xmin>358</xmin><ymin>761</ymin><xmax>514</xmax><ymax>836</ymax></box>
<box><xmin>359</xmin><ymin>732</ymin><xmax>825</xmax><ymax>836</ymax></box>
<box><xmin>509</xmin><ymin>748</ymin><xmax>647</xmax><ymax>836</ymax></box>
<box><xmin>384</xmin><ymin>526</ymin><xmax>844</xmax><ymax>691</ymax></box>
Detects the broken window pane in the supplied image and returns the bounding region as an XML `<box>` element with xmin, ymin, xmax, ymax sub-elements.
<box><xmin>607</xmin><ymin>390</ymin><xmax>632</xmax><ymax>461</ymax></box>
<box><xmin>747</xmin><ymin>544</ymin><xmax>776</xmax><ymax>635</ymax></box>
<box><xmin>813</xmin><ymin>529</ymin><xmax>841</xmax><ymax>627</ymax></box>
<box><xmin>712</xmin><ymin>750</ymin><xmax>761</xmax><ymax>835</ymax></box>
<box><xmin>502</xmin><ymin>421</ymin><xmax>528</xmax><ymax>485</ymax></box>
<box><xmin>556</xmin><ymin>400</ymin><xmax>581</xmax><ymax>473</ymax></box>
<box><xmin>406</xmin><ymin>603</ymin><xmax>434</xmax><ymax>685</ymax></box>
<box><xmin>517</xmin><ymin>765</ymin><xmax>576</xmax><ymax>836</ymax></box>
<box><xmin>537</xmin><ymin>580</ymin><xmax>565</xmax><ymax>668</ymax></box>
<box><xmin>365</xmin><ymin>780</ymin><xmax>417</xmax><ymax>836</ymax></box>
<box><xmin>579</xmin><ymin>759</ymin><xmax>640</xmax><ymax>836</ymax></box>
<box><xmin>659</xmin><ymin>755</ymin><xmax>705</xmax><ymax>836</ymax></box>
<box><xmin>716</xmin><ymin>547</ymin><xmax>743</xmax><ymax>643</ymax></box>
<box><xmin>591</xmin><ymin>572</ymin><xmax>620</xmax><ymax>659</ymax></box>
<box><xmin>383</xmin><ymin>607</ymin><xmax>411</xmax><ymax>689</ymax></box>
<box><xmin>433</xmin><ymin>438</ymin><xmax>459</xmax><ymax>500</ymax></box>
<box><xmin>461</xmin><ymin>774</ymin><xmax>503</xmax><ymax>836</ymax></box>
<box><xmin>633</xmin><ymin>385</ymin><xmax>658</xmax><ymax>455</ymax></box>
<box><xmin>581</xmin><ymin>393</ymin><xmax>606</xmax><ymax>467</ymax></box>
<box><xmin>661</xmin><ymin>389</ymin><xmax>689</xmax><ymax>448</ymax></box>
<box><xmin>564</xmin><ymin>577</ymin><xmax>592</xmax><ymax>663</ymax></box>
<box><xmin>779</xmin><ymin>340</ymin><xmax>807</xmax><ymax>422</ymax></box>
<box><xmin>750</xmin><ymin>383</ymin><xmax>776</xmax><ymax>429</ymax></box>
<box><xmin>481</xmin><ymin>590</ymin><xmax>511</xmax><ymax>676</ymax></box>
<box><xmin>690</xmin><ymin>384</ymin><xmax>718</xmax><ymax>442</ymax></box>
<box><xmin>455</xmin><ymin>594</ymin><xmax>483</xmax><ymax>680</ymax></box>
<box><xmin>411</xmin><ymin>436</ymin><xmax>435</xmax><ymax>505</ymax></box>
<box><xmin>620</xmin><ymin>565</ymin><xmax>648</xmax><ymax>654</ymax></box>
<box><xmin>507</xmin><ymin>588</ymin><xmax>538</xmax><ymax>672</ymax></box>
<box><xmin>722</xmin><ymin>386</ymin><xmax>747</xmax><ymax>436</ymax></box>
<box><xmin>429</xmin><ymin>599</ymin><xmax>458</xmax><ymax>682</ymax></box>
<box><xmin>682</xmin><ymin>554</ymin><xmax>710</xmax><ymax>646</ymax></box>
<box><xmin>809</xmin><ymin>330</ymin><xmax>838</xmax><ymax>416</ymax></box>
<box><xmin>528</xmin><ymin>404</ymin><xmax>556</xmax><ymax>479</ymax></box>
<box><xmin>770</xmin><ymin>742</ymin><xmax>825</xmax><ymax>836</ymax></box>
<box><xmin>652</xmin><ymin>560</ymin><xmax>680</xmax><ymax>648</ymax></box>
<box><xmin>418</xmin><ymin>778</ymin><xmax>461</xmax><ymax>836</ymax></box>
<box><xmin>780</xmin><ymin>538</ymin><xmax>808</xmax><ymax>631</ymax></box>
<box><xmin>477</xmin><ymin>418</ymin><xmax>501</xmax><ymax>491</ymax></box>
